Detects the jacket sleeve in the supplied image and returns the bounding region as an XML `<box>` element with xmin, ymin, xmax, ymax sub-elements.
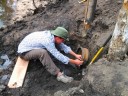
<box><xmin>58</xmin><ymin>43</ymin><xmax>72</xmax><ymax>54</ymax></box>
<box><xmin>44</xmin><ymin>42</ymin><xmax>70</xmax><ymax>64</ymax></box>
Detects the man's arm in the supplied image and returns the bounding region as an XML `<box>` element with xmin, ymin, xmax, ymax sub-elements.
<box><xmin>45</xmin><ymin>43</ymin><xmax>70</xmax><ymax>64</ymax></box>
<box><xmin>58</xmin><ymin>43</ymin><xmax>71</xmax><ymax>53</ymax></box>
<box><xmin>59</xmin><ymin>43</ymin><xmax>83</xmax><ymax>60</ymax></box>
<box><xmin>58</xmin><ymin>43</ymin><xmax>83</xmax><ymax>66</ymax></box>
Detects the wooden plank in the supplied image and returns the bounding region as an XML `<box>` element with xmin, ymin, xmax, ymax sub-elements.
<box><xmin>8</xmin><ymin>57</ymin><xmax>29</xmax><ymax>88</ymax></box>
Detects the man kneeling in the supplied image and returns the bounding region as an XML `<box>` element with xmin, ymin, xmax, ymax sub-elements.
<box><xmin>17</xmin><ymin>27</ymin><xmax>83</xmax><ymax>83</ymax></box>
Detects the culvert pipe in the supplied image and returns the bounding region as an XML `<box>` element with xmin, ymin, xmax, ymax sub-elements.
<box><xmin>76</xmin><ymin>47</ymin><xmax>89</xmax><ymax>69</ymax></box>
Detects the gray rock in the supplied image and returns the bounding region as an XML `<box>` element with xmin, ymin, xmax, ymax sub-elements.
<box><xmin>0</xmin><ymin>85</ymin><xmax>6</xmax><ymax>92</ymax></box>
<box><xmin>0</xmin><ymin>68</ymin><xmax>3</xmax><ymax>74</ymax></box>
<box><xmin>80</xmin><ymin>58</ymin><xmax>128</xmax><ymax>96</ymax></box>
<box><xmin>54</xmin><ymin>87</ymin><xmax>84</xmax><ymax>96</ymax></box>
<box><xmin>0</xmin><ymin>75</ymin><xmax>9</xmax><ymax>84</ymax></box>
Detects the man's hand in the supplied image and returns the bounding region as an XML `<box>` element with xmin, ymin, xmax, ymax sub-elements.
<box><xmin>69</xmin><ymin>59</ymin><xmax>83</xmax><ymax>66</ymax></box>
<box><xmin>69</xmin><ymin>50</ymin><xmax>83</xmax><ymax>66</ymax></box>
<box><xmin>74</xmin><ymin>59</ymin><xmax>83</xmax><ymax>66</ymax></box>
<box><xmin>75</xmin><ymin>54</ymin><xmax>83</xmax><ymax>61</ymax></box>
<box><xmin>69</xmin><ymin>51</ymin><xmax>83</xmax><ymax>61</ymax></box>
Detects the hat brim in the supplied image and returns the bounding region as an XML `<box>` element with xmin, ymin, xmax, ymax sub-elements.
<box><xmin>51</xmin><ymin>30</ymin><xmax>69</xmax><ymax>41</ymax></box>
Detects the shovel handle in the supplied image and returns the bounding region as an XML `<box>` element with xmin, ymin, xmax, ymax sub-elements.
<box><xmin>102</xmin><ymin>34</ymin><xmax>112</xmax><ymax>47</ymax></box>
<box><xmin>89</xmin><ymin>34</ymin><xmax>112</xmax><ymax>65</ymax></box>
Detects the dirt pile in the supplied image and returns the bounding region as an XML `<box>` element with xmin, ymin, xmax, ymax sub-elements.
<box><xmin>0</xmin><ymin>0</ymin><xmax>128</xmax><ymax>96</ymax></box>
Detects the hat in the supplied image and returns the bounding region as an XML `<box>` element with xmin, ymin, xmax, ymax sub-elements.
<box><xmin>51</xmin><ymin>27</ymin><xmax>69</xmax><ymax>41</ymax></box>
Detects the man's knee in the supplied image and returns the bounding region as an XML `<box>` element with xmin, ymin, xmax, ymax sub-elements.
<box><xmin>41</xmin><ymin>49</ymin><xmax>48</xmax><ymax>54</ymax></box>
<box><xmin>40</xmin><ymin>49</ymin><xmax>49</xmax><ymax>57</ymax></box>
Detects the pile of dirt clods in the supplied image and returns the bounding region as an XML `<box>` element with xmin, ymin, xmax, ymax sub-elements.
<box><xmin>0</xmin><ymin>0</ymin><xmax>128</xmax><ymax>96</ymax></box>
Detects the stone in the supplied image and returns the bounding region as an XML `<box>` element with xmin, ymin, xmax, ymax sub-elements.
<box><xmin>0</xmin><ymin>85</ymin><xmax>6</xmax><ymax>92</ymax></box>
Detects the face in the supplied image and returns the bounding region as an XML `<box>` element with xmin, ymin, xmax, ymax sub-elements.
<box><xmin>55</xmin><ymin>36</ymin><xmax>65</xmax><ymax>44</ymax></box>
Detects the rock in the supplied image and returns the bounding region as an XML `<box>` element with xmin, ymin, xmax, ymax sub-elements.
<box><xmin>80</xmin><ymin>58</ymin><xmax>128</xmax><ymax>96</ymax></box>
<box><xmin>0</xmin><ymin>68</ymin><xmax>3</xmax><ymax>74</ymax></box>
<box><xmin>11</xmin><ymin>0</ymin><xmax>49</xmax><ymax>23</ymax></box>
<box><xmin>78</xmin><ymin>89</ymin><xmax>84</xmax><ymax>93</ymax></box>
<box><xmin>0</xmin><ymin>85</ymin><xmax>6</xmax><ymax>92</ymax></box>
<box><xmin>0</xmin><ymin>75</ymin><xmax>9</xmax><ymax>84</ymax></box>
<box><xmin>117</xmin><ymin>0</ymin><xmax>122</xmax><ymax>4</ymax></box>
<box><xmin>54</xmin><ymin>87</ymin><xmax>84</xmax><ymax>96</ymax></box>
<box><xmin>0</xmin><ymin>59</ymin><xmax>4</xmax><ymax>65</ymax></box>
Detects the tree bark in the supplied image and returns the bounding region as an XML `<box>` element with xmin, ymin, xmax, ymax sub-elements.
<box><xmin>108</xmin><ymin>0</ymin><xmax>128</xmax><ymax>60</ymax></box>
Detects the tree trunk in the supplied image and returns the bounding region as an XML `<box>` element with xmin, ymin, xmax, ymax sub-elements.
<box><xmin>108</xmin><ymin>0</ymin><xmax>128</xmax><ymax>60</ymax></box>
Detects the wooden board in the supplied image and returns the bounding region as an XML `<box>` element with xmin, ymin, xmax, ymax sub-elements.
<box><xmin>8</xmin><ymin>57</ymin><xmax>29</xmax><ymax>88</ymax></box>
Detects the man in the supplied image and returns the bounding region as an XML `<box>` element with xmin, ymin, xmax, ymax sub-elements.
<box><xmin>17</xmin><ymin>27</ymin><xmax>83</xmax><ymax>83</ymax></box>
